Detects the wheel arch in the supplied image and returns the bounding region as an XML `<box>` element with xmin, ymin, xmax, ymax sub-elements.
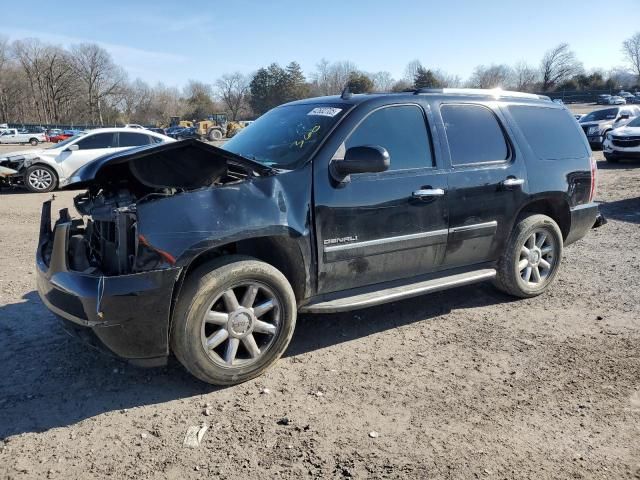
<box><xmin>514</xmin><ymin>195</ymin><xmax>571</xmax><ymax>240</ymax></box>
<box><xmin>169</xmin><ymin>234</ymin><xmax>310</xmax><ymax>329</ymax></box>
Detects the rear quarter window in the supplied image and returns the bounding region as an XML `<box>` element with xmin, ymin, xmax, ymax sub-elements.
<box><xmin>508</xmin><ymin>106</ymin><xmax>589</xmax><ymax>160</ymax></box>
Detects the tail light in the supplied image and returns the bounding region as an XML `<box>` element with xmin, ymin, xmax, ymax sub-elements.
<box><xmin>589</xmin><ymin>155</ymin><xmax>597</xmax><ymax>202</ymax></box>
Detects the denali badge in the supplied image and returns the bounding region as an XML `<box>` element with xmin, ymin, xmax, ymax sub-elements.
<box><xmin>324</xmin><ymin>236</ymin><xmax>358</xmax><ymax>246</ymax></box>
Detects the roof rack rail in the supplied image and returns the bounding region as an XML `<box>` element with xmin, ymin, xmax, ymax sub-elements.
<box><xmin>412</xmin><ymin>87</ymin><xmax>548</xmax><ymax>100</ymax></box>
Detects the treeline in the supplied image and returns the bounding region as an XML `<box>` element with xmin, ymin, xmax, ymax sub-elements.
<box><xmin>1</xmin><ymin>33</ymin><xmax>639</xmax><ymax>126</ymax></box>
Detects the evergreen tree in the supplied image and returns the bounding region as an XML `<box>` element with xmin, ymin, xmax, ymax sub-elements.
<box><xmin>346</xmin><ymin>71</ymin><xmax>374</xmax><ymax>93</ymax></box>
<box><xmin>413</xmin><ymin>66</ymin><xmax>442</xmax><ymax>89</ymax></box>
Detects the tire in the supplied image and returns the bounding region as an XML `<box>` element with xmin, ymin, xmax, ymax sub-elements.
<box><xmin>494</xmin><ymin>214</ymin><xmax>563</xmax><ymax>298</ymax></box>
<box><xmin>208</xmin><ymin>129</ymin><xmax>223</xmax><ymax>141</ymax></box>
<box><xmin>604</xmin><ymin>153</ymin><xmax>620</xmax><ymax>163</ymax></box>
<box><xmin>24</xmin><ymin>164</ymin><xmax>57</xmax><ymax>193</ymax></box>
<box><xmin>29</xmin><ymin>138</ymin><xmax>39</xmax><ymax>146</ymax></box>
<box><xmin>171</xmin><ymin>255</ymin><xmax>297</xmax><ymax>385</ymax></box>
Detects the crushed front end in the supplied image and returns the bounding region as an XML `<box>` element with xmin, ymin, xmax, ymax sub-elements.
<box><xmin>35</xmin><ymin>140</ymin><xmax>277</xmax><ymax>365</ymax></box>
<box><xmin>36</xmin><ymin>198</ymin><xmax>181</xmax><ymax>364</ymax></box>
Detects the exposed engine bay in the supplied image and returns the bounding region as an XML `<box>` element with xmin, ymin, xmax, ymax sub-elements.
<box><xmin>53</xmin><ymin>140</ymin><xmax>272</xmax><ymax>276</ymax></box>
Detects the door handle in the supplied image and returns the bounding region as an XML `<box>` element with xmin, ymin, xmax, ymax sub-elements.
<box><xmin>502</xmin><ymin>177</ymin><xmax>525</xmax><ymax>187</ymax></box>
<box><xmin>412</xmin><ymin>188</ymin><xmax>445</xmax><ymax>198</ymax></box>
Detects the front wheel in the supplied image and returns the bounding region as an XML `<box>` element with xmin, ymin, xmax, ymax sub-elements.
<box><xmin>208</xmin><ymin>129</ymin><xmax>223</xmax><ymax>141</ymax></box>
<box><xmin>494</xmin><ymin>214</ymin><xmax>563</xmax><ymax>298</ymax></box>
<box><xmin>171</xmin><ymin>256</ymin><xmax>297</xmax><ymax>385</ymax></box>
<box><xmin>24</xmin><ymin>164</ymin><xmax>57</xmax><ymax>193</ymax></box>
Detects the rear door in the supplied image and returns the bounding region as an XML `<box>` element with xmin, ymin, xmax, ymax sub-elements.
<box><xmin>313</xmin><ymin>103</ymin><xmax>449</xmax><ymax>294</ymax></box>
<box><xmin>434</xmin><ymin>101</ymin><xmax>527</xmax><ymax>268</ymax></box>
<box><xmin>116</xmin><ymin>131</ymin><xmax>154</xmax><ymax>150</ymax></box>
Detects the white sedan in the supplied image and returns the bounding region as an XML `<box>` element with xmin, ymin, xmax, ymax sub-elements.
<box><xmin>603</xmin><ymin>116</ymin><xmax>640</xmax><ymax>163</ymax></box>
<box><xmin>0</xmin><ymin>128</ymin><xmax>174</xmax><ymax>192</ymax></box>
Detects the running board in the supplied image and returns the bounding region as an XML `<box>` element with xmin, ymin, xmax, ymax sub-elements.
<box><xmin>300</xmin><ymin>269</ymin><xmax>496</xmax><ymax>313</ymax></box>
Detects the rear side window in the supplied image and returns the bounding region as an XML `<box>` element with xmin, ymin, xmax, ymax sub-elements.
<box><xmin>441</xmin><ymin>104</ymin><xmax>509</xmax><ymax>166</ymax></box>
<box><xmin>508</xmin><ymin>106</ymin><xmax>588</xmax><ymax>160</ymax></box>
<box><xmin>119</xmin><ymin>132</ymin><xmax>152</xmax><ymax>147</ymax></box>
<box><xmin>345</xmin><ymin>105</ymin><xmax>433</xmax><ymax>170</ymax></box>
<box><xmin>76</xmin><ymin>133</ymin><xmax>116</xmax><ymax>150</ymax></box>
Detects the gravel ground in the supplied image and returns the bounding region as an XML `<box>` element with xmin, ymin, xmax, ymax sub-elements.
<box><xmin>0</xmin><ymin>118</ymin><xmax>639</xmax><ymax>479</ymax></box>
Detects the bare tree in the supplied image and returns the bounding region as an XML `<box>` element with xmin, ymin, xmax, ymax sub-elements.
<box><xmin>216</xmin><ymin>72</ymin><xmax>249</xmax><ymax>120</ymax></box>
<box><xmin>70</xmin><ymin>43</ymin><xmax>125</xmax><ymax>124</ymax></box>
<box><xmin>370</xmin><ymin>71</ymin><xmax>394</xmax><ymax>92</ymax></box>
<box><xmin>622</xmin><ymin>32</ymin><xmax>640</xmax><ymax>81</ymax></box>
<box><xmin>311</xmin><ymin>59</ymin><xmax>357</xmax><ymax>95</ymax></box>
<box><xmin>434</xmin><ymin>70</ymin><xmax>461</xmax><ymax>88</ymax></box>
<box><xmin>468</xmin><ymin>64</ymin><xmax>513</xmax><ymax>89</ymax></box>
<box><xmin>540</xmin><ymin>43</ymin><xmax>583</xmax><ymax>91</ymax></box>
<box><xmin>403</xmin><ymin>59</ymin><xmax>423</xmax><ymax>82</ymax></box>
<box><xmin>513</xmin><ymin>61</ymin><xmax>538</xmax><ymax>91</ymax></box>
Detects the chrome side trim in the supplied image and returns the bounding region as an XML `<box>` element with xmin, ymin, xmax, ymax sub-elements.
<box><xmin>324</xmin><ymin>228</ymin><xmax>448</xmax><ymax>253</ymax></box>
<box><xmin>449</xmin><ymin>221</ymin><xmax>498</xmax><ymax>233</ymax></box>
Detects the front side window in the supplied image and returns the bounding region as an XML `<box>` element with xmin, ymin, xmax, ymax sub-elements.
<box><xmin>344</xmin><ymin>105</ymin><xmax>433</xmax><ymax>171</ymax></box>
<box><xmin>119</xmin><ymin>132</ymin><xmax>152</xmax><ymax>147</ymax></box>
<box><xmin>76</xmin><ymin>133</ymin><xmax>115</xmax><ymax>150</ymax></box>
<box><xmin>441</xmin><ymin>104</ymin><xmax>509</xmax><ymax>166</ymax></box>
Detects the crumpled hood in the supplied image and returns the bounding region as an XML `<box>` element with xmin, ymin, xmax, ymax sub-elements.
<box><xmin>65</xmin><ymin>138</ymin><xmax>274</xmax><ymax>191</ymax></box>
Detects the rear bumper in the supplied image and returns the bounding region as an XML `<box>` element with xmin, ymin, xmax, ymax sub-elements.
<box><xmin>565</xmin><ymin>202</ymin><xmax>603</xmax><ymax>246</ymax></box>
<box><xmin>36</xmin><ymin>200</ymin><xmax>181</xmax><ymax>362</ymax></box>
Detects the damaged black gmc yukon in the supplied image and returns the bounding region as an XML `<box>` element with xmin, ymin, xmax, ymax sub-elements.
<box><xmin>36</xmin><ymin>89</ymin><xmax>604</xmax><ymax>385</ymax></box>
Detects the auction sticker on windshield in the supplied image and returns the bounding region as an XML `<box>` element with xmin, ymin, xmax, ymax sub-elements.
<box><xmin>307</xmin><ymin>107</ymin><xmax>342</xmax><ymax>117</ymax></box>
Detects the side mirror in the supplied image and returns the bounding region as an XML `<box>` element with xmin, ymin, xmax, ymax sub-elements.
<box><xmin>331</xmin><ymin>145</ymin><xmax>390</xmax><ymax>182</ymax></box>
<box><xmin>66</xmin><ymin>144</ymin><xmax>79</xmax><ymax>151</ymax></box>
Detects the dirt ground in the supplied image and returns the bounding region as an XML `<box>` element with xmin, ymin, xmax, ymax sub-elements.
<box><xmin>1</xmin><ymin>110</ymin><xmax>639</xmax><ymax>479</ymax></box>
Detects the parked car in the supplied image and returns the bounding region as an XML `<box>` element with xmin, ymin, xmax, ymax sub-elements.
<box><xmin>124</xmin><ymin>124</ymin><xmax>146</xmax><ymax>129</ymax></box>
<box><xmin>608</xmin><ymin>96</ymin><xmax>626</xmax><ymax>105</ymax></box>
<box><xmin>0</xmin><ymin>128</ymin><xmax>174</xmax><ymax>192</ymax></box>
<box><xmin>49</xmin><ymin>129</ymin><xmax>83</xmax><ymax>143</ymax></box>
<box><xmin>147</xmin><ymin>127</ymin><xmax>165</xmax><ymax>135</ymax></box>
<box><xmin>602</xmin><ymin>115</ymin><xmax>640</xmax><ymax>162</ymax></box>
<box><xmin>619</xmin><ymin>92</ymin><xmax>640</xmax><ymax>104</ymax></box>
<box><xmin>597</xmin><ymin>94</ymin><xmax>612</xmax><ymax>105</ymax></box>
<box><xmin>34</xmin><ymin>89</ymin><xmax>604</xmax><ymax>384</ymax></box>
<box><xmin>0</xmin><ymin>128</ymin><xmax>47</xmax><ymax>145</ymax></box>
<box><xmin>174</xmin><ymin>126</ymin><xmax>201</xmax><ymax>140</ymax></box>
<box><xmin>165</xmin><ymin>126</ymin><xmax>185</xmax><ymax>137</ymax></box>
<box><xmin>552</xmin><ymin>98</ymin><xmax>564</xmax><ymax>105</ymax></box>
<box><xmin>578</xmin><ymin>106</ymin><xmax>640</xmax><ymax>148</ymax></box>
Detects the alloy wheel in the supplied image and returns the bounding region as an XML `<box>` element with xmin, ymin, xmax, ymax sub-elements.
<box><xmin>27</xmin><ymin>168</ymin><xmax>53</xmax><ymax>191</ymax></box>
<box><xmin>518</xmin><ymin>229</ymin><xmax>556</xmax><ymax>286</ymax></box>
<box><xmin>200</xmin><ymin>282</ymin><xmax>281</xmax><ymax>367</ymax></box>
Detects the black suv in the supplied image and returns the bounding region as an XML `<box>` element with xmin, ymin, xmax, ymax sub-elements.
<box><xmin>36</xmin><ymin>89</ymin><xmax>603</xmax><ymax>384</ymax></box>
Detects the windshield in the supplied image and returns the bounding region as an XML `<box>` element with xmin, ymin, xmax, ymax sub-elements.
<box><xmin>627</xmin><ymin>117</ymin><xmax>640</xmax><ymax>128</ymax></box>
<box><xmin>580</xmin><ymin>108</ymin><xmax>618</xmax><ymax>122</ymax></box>
<box><xmin>48</xmin><ymin>132</ymin><xmax>87</xmax><ymax>149</ymax></box>
<box><xmin>223</xmin><ymin>103</ymin><xmax>348</xmax><ymax>168</ymax></box>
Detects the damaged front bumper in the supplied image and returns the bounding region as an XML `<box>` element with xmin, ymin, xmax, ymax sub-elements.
<box><xmin>36</xmin><ymin>200</ymin><xmax>182</xmax><ymax>365</ymax></box>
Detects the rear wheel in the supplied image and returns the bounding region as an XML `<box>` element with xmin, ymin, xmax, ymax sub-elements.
<box><xmin>171</xmin><ymin>256</ymin><xmax>297</xmax><ymax>385</ymax></box>
<box><xmin>29</xmin><ymin>138</ymin><xmax>39</xmax><ymax>146</ymax></box>
<box><xmin>24</xmin><ymin>164</ymin><xmax>57</xmax><ymax>193</ymax></box>
<box><xmin>494</xmin><ymin>214</ymin><xmax>563</xmax><ymax>298</ymax></box>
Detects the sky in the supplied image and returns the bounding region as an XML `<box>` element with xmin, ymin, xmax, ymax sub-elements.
<box><xmin>1</xmin><ymin>0</ymin><xmax>639</xmax><ymax>88</ymax></box>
